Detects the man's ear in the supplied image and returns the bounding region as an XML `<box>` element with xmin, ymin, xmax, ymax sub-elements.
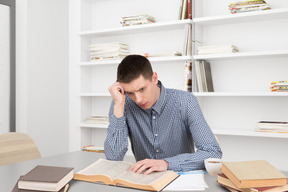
<box><xmin>152</xmin><ymin>72</ymin><xmax>158</xmax><ymax>85</ymax></box>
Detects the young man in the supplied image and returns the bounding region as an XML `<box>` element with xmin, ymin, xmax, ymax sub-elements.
<box><xmin>104</xmin><ymin>55</ymin><xmax>222</xmax><ymax>175</ymax></box>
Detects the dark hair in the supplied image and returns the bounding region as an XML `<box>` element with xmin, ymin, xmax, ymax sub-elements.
<box><xmin>117</xmin><ymin>55</ymin><xmax>153</xmax><ymax>83</ymax></box>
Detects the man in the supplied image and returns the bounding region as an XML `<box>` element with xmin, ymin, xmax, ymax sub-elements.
<box><xmin>104</xmin><ymin>55</ymin><xmax>222</xmax><ymax>175</ymax></box>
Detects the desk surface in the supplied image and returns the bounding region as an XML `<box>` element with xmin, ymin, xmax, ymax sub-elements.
<box><xmin>0</xmin><ymin>151</ymin><xmax>235</xmax><ymax>191</ymax></box>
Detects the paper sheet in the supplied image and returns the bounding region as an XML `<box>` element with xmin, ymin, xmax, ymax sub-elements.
<box><xmin>163</xmin><ymin>171</ymin><xmax>208</xmax><ymax>191</ymax></box>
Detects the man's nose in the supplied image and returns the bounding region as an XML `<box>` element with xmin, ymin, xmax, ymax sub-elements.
<box><xmin>135</xmin><ymin>93</ymin><xmax>142</xmax><ymax>103</ymax></box>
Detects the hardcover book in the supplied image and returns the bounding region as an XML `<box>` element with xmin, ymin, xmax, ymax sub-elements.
<box><xmin>74</xmin><ymin>158</ymin><xmax>179</xmax><ymax>191</ymax></box>
<box><xmin>221</xmin><ymin>160</ymin><xmax>287</xmax><ymax>188</ymax></box>
<box><xmin>18</xmin><ymin>165</ymin><xmax>73</xmax><ymax>191</ymax></box>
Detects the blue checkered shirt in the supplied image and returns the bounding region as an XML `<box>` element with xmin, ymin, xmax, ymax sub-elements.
<box><xmin>104</xmin><ymin>81</ymin><xmax>222</xmax><ymax>172</ymax></box>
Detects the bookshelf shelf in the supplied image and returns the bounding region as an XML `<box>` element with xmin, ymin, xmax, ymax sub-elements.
<box><xmin>80</xmin><ymin>93</ymin><xmax>110</xmax><ymax>97</ymax></box>
<box><xmin>193</xmin><ymin>50</ymin><xmax>288</xmax><ymax>61</ymax></box>
<box><xmin>194</xmin><ymin>92</ymin><xmax>288</xmax><ymax>97</ymax></box>
<box><xmin>80</xmin><ymin>123</ymin><xmax>108</xmax><ymax>129</ymax></box>
<box><xmin>213</xmin><ymin>128</ymin><xmax>288</xmax><ymax>139</ymax></box>
<box><xmin>80</xmin><ymin>19</ymin><xmax>192</xmax><ymax>37</ymax></box>
<box><xmin>80</xmin><ymin>56</ymin><xmax>193</xmax><ymax>66</ymax></box>
<box><xmin>193</xmin><ymin>8</ymin><xmax>288</xmax><ymax>26</ymax></box>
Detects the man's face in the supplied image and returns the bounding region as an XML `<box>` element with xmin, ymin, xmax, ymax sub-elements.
<box><xmin>120</xmin><ymin>73</ymin><xmax>159</xmax><ymax>110</ymax></box>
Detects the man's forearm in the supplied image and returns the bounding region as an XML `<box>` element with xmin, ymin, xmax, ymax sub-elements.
<box><xmin>104</xmin><ymin>115</ymin><xmax>129</xmax><ymax>161</ymax></box>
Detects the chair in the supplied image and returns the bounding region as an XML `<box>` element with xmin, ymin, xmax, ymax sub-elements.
<box><xmin>0</xmin><ymin>132</ymin><xmax>41</xmax><ymax>166</ymax></box>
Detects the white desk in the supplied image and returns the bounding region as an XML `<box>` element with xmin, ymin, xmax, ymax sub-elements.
<box><xmin>0</xmin><ymin>151</ymin><xmax>255</xmax><ymax>191</ymax></box>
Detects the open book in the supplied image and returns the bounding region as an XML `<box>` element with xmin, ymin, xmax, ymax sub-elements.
<box><xmin>73</xmin><ymin>158</ymin><xmax>179</xmax><ymax>191</ymax></box>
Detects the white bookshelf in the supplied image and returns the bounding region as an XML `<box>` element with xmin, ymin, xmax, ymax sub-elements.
<box><xmin>70</xmin><ymin>0</ymin><xmax>288</xmax><ymax>171</ymax></box>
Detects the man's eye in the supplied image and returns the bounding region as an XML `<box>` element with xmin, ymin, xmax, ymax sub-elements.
<box><xmin>140</xmin><ymin>88</ymin><xmax>144</xmax><ymax>92</ymax></box>
<box><xmin>126</xmin><ymin>92</ymin><xmax>132</xmax><ymax>95</ymax></box>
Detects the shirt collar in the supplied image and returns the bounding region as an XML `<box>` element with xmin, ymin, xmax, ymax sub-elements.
<box><xmin>151</xmin><ymin>80</ymin><xmax>166</xmax><ymax>114</ymax></box>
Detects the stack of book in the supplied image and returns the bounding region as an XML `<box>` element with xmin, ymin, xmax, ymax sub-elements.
<box><xmin>89</xmin><ymin>42</ymin><xmax>129</xmax><ymax>61</ymax></box>
<box><xmin>82</xmin><ymin>145</ymin><xmax>104</xmax><ymax>153</ymax></box>
<box><xmin>229</xmin><ymin>0</ymin><xmax>271</xmax><ymax>14</ymax></box>
<box><xmin>193</xmin><ymin>60</ymin><xmax>214</xmax><ymax>92</ymax></box>
<box><xmin>218</xmin><ymin>160</ymin><xmax>288</xmax><ymax>192</ymax></box>
<box><xmin>255</xmin><ymin>121</ymin><xmax>288</xmax><ymax>133</ymax></box>
<box><xmin>197</xmin><ymin>45</ymin><xmax>239</xmax><ymax>55</ymax></box>
<box><xmin>270</xmin><ymin>81</ymin><xmax>288</xmax><ymax>92</ymax></box>
<box><xmin>83</xmin><ymin>116</ymin><xmax>109</xmax><ymax>124</ymax></box>
<box><xmin>120</xmin><ymin>15</ymin><xmax>155</xmax><ymax>26</ymax></box>
<box><xmin>178</xmin><ymin>0</ymin><xmax>193</xmax><ymax>20</ymax></box>
<box><xmin>13</xmin><ymin>165</ymin><xmax>73</xmax><ymax>192</ymax></box>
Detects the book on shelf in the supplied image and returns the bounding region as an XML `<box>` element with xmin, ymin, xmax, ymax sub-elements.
<box><xmin>218</xmin><ymin>173</ymin><xmax>288</xmax><ymax>192</ymax></box>
<box><xmin>270</xmin><ymin>81</ymin><xmax>288</xmax><ymax>92</ymax></box>
<box><xmin>74</xmin><ymin>158</ymin><xmax>179</xmax><ymax>192</ymax></box>
<box><xmin>229</xmin><ymin>0</ymin><xmax>271</xmax><ymax>14</ymax></box>
<box><xmin>82</xmin><ymin>145</ymin><xmax>104</xmax><ymax>153</ymax></box>
<box><xmin>143</xmin><ymin>51</ymin><xmax>182</xmax><ymax>58</ymax></box>
<box><xmin>183</xmin><ymin>61</ymin><xmax>192</xmax><ymax>92</ymax></box>
<box><xmin>89</xmin><ymin>42</ymin><xmax>129</xmax><ymax>61</ymax></box>
<box><xmin>255</xmin><ymin>121</ymin><xmax>288</xmax><ymax>133</ymax></box>
<box><xmin>194</xmin><ymin>60</ymin><xmax>214</xmax><ymax>92</ymax></box>
<box><xmin>18</xmin><ymin>165</ymin><xmax>74</xmax><ymax>191</ymax></box>
<box><xmin>221</xmin><ymin>160</ymin><xmax>287</xmax><ymax>188</ymax></box>
<box><xmin>197</xmin><ymin>45</ymin><xmax>239</xmax><ymax>55</ymax></box>
<box><xmin>121</xmin><ymin>14</ymin><xmax>155</xmax><ymax>26</ymax></box>
<box><xmin>83</xmin><ymin>116</ymin><xmax>109</xmax><ymax>124</ymax></box>
<box><xmin>178</xmin><ymin>0</ymin><xmax>192</xmax><ymax>20</ymax></box>
<box><xmin>182</xmin><ymin>24</ymin><xmax>192</xmax><ymax>56</ymax></box>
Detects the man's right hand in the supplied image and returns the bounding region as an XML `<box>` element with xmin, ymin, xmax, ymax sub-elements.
<box><xmin>108</xmin><ymin>82</ymin><xmax>126</xmax><ymax>118</ymax></box>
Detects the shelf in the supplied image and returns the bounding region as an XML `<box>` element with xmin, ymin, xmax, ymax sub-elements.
<box><xmin>194</xmin><ymin>92</ymin><xmax>288</xmax><ymax>97</ymax></box>
<box><xmin>80</xmin><ymin>56</ymin><xmax>193</xmax><ymax>66</ymax></box>
<box><xmin>80</xmin><ymin>19</ymin><xmax>192</xmax><ymax>37</ymax></box>
<box><xmin>80</xmin><ymin>123</ymin><xmax>108</xmax><ymax>129</ymax></box>
<box><xmin>193</xmin><ymin>49</ymin><xmax>288</xmax><ymax>60</ymax></box>
<box><xmin>194</xmin><ymin>8</ymin><xmax>288</xmax><ymax>26</ymax></box>
<box><xmin>213</xmin><ymin>128</ymin><xmax>288</xmax><ymax>139</ymax></box>
<box><xmin>80</xmin><ymin>93</ymin><xmax>110</xmax><ymax>97</ymax></box>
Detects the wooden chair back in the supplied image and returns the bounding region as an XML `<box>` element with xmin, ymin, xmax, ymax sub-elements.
<box><xmin>0</xmin><ymin>132</ymin><xmax>41</xmax><ymax>166</ymax></box>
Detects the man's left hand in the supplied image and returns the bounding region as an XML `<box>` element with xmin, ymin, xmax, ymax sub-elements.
<box><xmin>130</xmin><ymin>159</ymin><xmax>169</xmax><ymax>175</ymax></box>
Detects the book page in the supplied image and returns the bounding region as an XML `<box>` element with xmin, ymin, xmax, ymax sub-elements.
<box><xmin>77</xmin><ymin>159</ymin><xmax>132</xmax><ymax>181</ymax></box>
<box><xmin>116</xmin><ymin>170</ymin><xmax>169</xmax><ymax>185</ymax></box>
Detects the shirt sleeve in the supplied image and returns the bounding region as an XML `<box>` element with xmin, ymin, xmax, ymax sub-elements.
<box><xmin>104</xmin><ymin>101</ymin><xmax>129</xmax><ymax>161</ymax></box>
<box><xmin>164</xmin><ymin>94</ymin><xmax>222</xmax><ymax>172</ymax></box>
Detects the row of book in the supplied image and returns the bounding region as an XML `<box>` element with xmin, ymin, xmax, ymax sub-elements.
<box><xmin>229</xmin><ymin>0</ymin><xmax>271</xmax><ymax>14</ymax></box>
<box><xmin>183</xmin><ymin>60</ymin><xmax>214</xmax><ymax>92</ymax></box>
<box><xmin>270</xmin><ymin>81</ymin><xmax>288</xmax><ymax>92</ymax></box>
<box><xmin>218</xmin><ymin>160</ymin><xmax>288</xmax><ymax>192</ymax></box>
<box><xmin>121</xmin><ymin>14</ymin><xmax>155</xmax><ymax>27</ymax></box>
<box><xmin>89</xmin><ymin>42</ymin><xmax>129</xmax><ymax>61</ymax></box>
<box><xmin>256</xmin><ymin>121</ymin><xmax>288</xmax><ymax>133</ymax></box>
<box><xmin>178</xmin><ymin>0</ymin><xmax>192</xmax><ymax>20</ymax></box>
<box><xmin>197</xmin><ymin>45</ymin><xmax>239</xmax><ymax>55</ymax></box>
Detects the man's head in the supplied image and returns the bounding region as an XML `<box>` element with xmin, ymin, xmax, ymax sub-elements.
<box><xmin>117</xmin><ymin>55</ymin><xmax>153</xmax><ymax>83</ymax></box>
<box><xmin>117</xmin><ymin>55</ymin><xmax>160</xmax><ymax>109</ymax></box>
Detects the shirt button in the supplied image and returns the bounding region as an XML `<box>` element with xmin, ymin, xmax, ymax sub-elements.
<box><xmin>155</xmin><ymin>134</ymin><xmax>158</xmax><ymax>137</ymax></box>
<box><xmin>156</xmin><ymin>150</ymin><xmax>159</xmax><ymax>153</ymax></box>
<box><xmin>153</xmin><ymin>116</ymin><xmax>156</xmax><ymax>119</ymax></box>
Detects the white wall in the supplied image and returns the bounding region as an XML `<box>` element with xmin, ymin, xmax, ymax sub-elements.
<box><xmin>16</xmin><ymin>0</ymin><xmax>69</xmax><ymax>157</ymax></box>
